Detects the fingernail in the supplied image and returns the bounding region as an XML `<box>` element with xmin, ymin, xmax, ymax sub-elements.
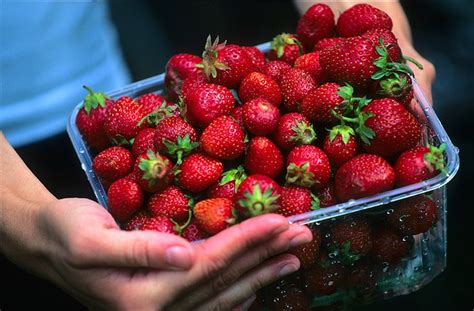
<box><xmin>165</xmin><ymin>246</ymin><xmax>192</xmax><ymax>269</ymax></box>
<box><xmin>239</xmin><ymin>294</ymin><xmax>256</xmax><ymax>311</ymax></box>
<box><xmin>279</xmin><ymin>262</ymin><xmax>299</xmax><ymax>277</ymax></box>
<box><xmin>289</xmin><ymin>232</ymin><xmax>312</xmax><ymax>248</ymax></box>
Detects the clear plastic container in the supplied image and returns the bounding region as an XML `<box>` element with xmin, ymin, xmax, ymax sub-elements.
<box><xmin>67</xmin><ymin>42</ymin><xmax>460</xmax><ymax>309</ymax></box>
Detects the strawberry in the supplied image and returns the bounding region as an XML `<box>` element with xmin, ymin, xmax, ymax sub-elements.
<box><xmin>294</xmin><ymin>52</ymin><xmax>326</xmax><ymax>84</ymax></box>
<box><xmin>198</xmin><ymin>36</ymin><xmax>253</xmax><ymax>88</ymax></box>
<box><xmin>76</xmin><ymin>85</ymin><xmax>112</xmax><ymax>150</ymax></box>
<box><xmin>108</xmin><ymin>178</ymin><xmax>144</xmax><ymax>223</ymax></box>
<box><xmin>140</xmin><ymin>216</ymin><xmax>177</xmax><ymax>234</ymax></box>
<box><xmin>93</xmin><ymin>146</ymin><xmax>134</xmax><ymax>183</ymax></box>
<box><xmin>296</xmin><ymin>3</ymin><xmax>335</xmax><ymax>49</ymax></box>
<box><xmin>268</xmin><ymin>33</ymin><xmax>305</xmax><ymax>66</ymax></box>
<box><xmin>177</xmin><ymin>153</ymin><xmax>223</xmax><ymax>193</ymax></box>
<box><xmin>154</xmin><ymin>116</ymin><xmax>199</xmax><ymax>164</ymax></box>
<box><xmin>344</xmin><ymin>259</ymin><xmax>377</xmax><ymax>294</ymax></box>
<box><xmin>329</xmin><ymin>216</ymin><xmax>373</xmax><ymax>261</ymax></box>
<box><xmin>242</xmin><ymin>46</ymin><xmax>266</xmax><ymax>72</ymax></box>
<box><xmin>132</xmin><ymin>128</ymin><xmax>156</xmax><ymax>157</ymax></box>
<box><xmin>388</xmin><ymin>195</ymin><xmax>438</xmax><ymax>235</ymax></box>
<box><xmin>305</xmin><ymin>252</ymin><xmax>347</xmax><ymax>296</ymax></box>
<box><xmin>147</xmin><ymin>185</ymin><xmax>191</xmax><ymax>221</ymax></box>
<box><xmin>335</xmin><ymin>154</ymin><xmax>395</xmax><ymax>201</ymax></box>
<box><xmin>235</xmin><ymin>174</ymin><xmax>282</xmax><ymax>217</ymax></box>
<box><xmin>273</xmin><ymin>113</ymin><xmax>316</xmax><ymax>152</ymax></box>
<box><xmin>323</xmin><ymin>125</ymin><xmax>358</xmax><ymax>168</ymax></box>
<box><xmin>262</xmin><ymin>60</ymin><xmax>292</xmax><ymax>83</ymax></box>
<box><xmin>336</xmin><ymin>3</ymin><xmax>393</xmax><ymax>37</ymax></box>
<box><xmin>238</xmin><ymin>72</ymin><xmax>282</xmax><ymax>107</ymax></box>
<box><xmin>280</xmin><ymin>68</ymin><xmax>317</xmax><ymax>111</ymax></box>
<box><xmin>207</xmin><ymin>166</ymin><xmax>247</xmax><ymax>201</ymax></box>
<box><xmin>184</xmin><ymin>83</ymin><xmax>235</xmax><ymax>128</ymax></box>
<box><xmin>201</xmin><ymin>115</ymin><xmax>246</xmax><ymax>160</ymax></box>
<box><xmin>316</xmin><ymin>181</ymin><xmax>338</xmax><ymax>208</ymax></box>
<box><xmin>180</xmin><ymin>73</ymin><xmax>207</xmax><ymax>100</ymax></box>
<box><xmin>277</xmin><ymin>186</ymin><xmax>320</xmax><ymax>217</ymax></box>
<box><xmin>362</xmin><ymin>28</ymin><xmax>401</xmax><ymax>62</ymax></box>
<box><xmin>124</xmin><ymin>209</ymin><xmax>149</xmax><ymax>231</ymax></box>
<box><xmin>244</xmin><ymin>137</ymin><xmax>284</xmax><ymax>179</ymax></box>
<box><xmin>394</xmin><ymin>144</ymin><xmax>446</xmax><ymax>186</ymax></box>
<box><xmin>135</xmin><ymin>150</ymin><xmax>173</xmax><ymax>193</ymax></box>
<box><xmin>300</xmin><ymin>82</ymin><xmax>345</xmax><ymax>124</ymax></box>
<box><xmin>138</xmin><ymin>99</ymin><xmax>178</xmax><ymax>128</ymax></box>
<box><xmin>286</xmin><ymin>145</ymin><xmax>331</xmax><ymax>189</ymax></box>
<box><xmin>136</xmin><ymin>93</ymin><xmax>165</xmax><ymax>115</ymax></box>
<box><xmin>371</xmin><ymin>73</ymin><xmax>414</xmax><ymax>107</ymax></box>
<box><xmin>193</xmin><ymin>198</ymin><xmax>235</xmax><ymax>234</ymax></box>
<box><xmin>371</xmin><ymin>225</ymin><xmax>410</xmax><ymax>264</ymax></box>
<box><xmin>361</xmin><ymin>98</ymin><xmax>422</xmax><ymax>158</ymax></box>
<box><xmin>230</xmin><ymin>106</ymin><xmax>244</xmax><ymax>126</ymax></box>
<box><xmin>269</xmin><ymin>277</ymin><xmax>311</xmax><ymax>311</ymax></box>
<box><xmin>104</xmin><ymin>96</ymin><xmax>147</xmax><ymax>141</ymax></box>
<box><xmin>182</xmin><ymin>219</ymin><xmax>207</xmax><ymax>242</ymax></box>
<box><xmin>242</xmin><ymin>98</ymin><xmax>280</xmax><ymax>136</ymax></box>
<box><xmin>313</xmin><ymin>37</ymin><xmax>344</xmax><ymax>51</ymax></box>
<box><xmin>165</xmin><ymin>53</ymin><xmax>203</xmax><ymax>100</ymax></box>
<box><xmin>290</xmin><ymin>227</ymin><xmax>321</xmax><ymax>268</ymax></box>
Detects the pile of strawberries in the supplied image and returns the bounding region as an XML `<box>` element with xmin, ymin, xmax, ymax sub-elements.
<box><xmin>76</xmin><ymin>3</ymin><xmax>446</xmax><ymax>307</ymax></box>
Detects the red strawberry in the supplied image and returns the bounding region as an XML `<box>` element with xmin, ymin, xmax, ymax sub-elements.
<box><xmin>235</xmin><ymin>174</ymin><xmax>282</xmax><ymax>217</ymax></box>
<box><xmin>104</xmin><ymin>96</ymin><xmax>147</xmax><ymax>141</ymax></box>
<box><xmin>154</xmin><ymin>116</ymin><xmax>199</xmax><ymax>164</ymax></box>
<box><xmin>132</xmin><ymin>128</ymin><xmax>156</xmax><ymax>157</ymax></box>
<box><xmin>198</xmin><ymin>36</ymin><xmax>253</xmax><ymax>88</ymax></box>
<box><xmin>201</xmin><ymin>115</ymin><xmax>245</xmax><ymax>160</ymax></box>
<box><xmin>294</xmin><ymin>52</ymin><xmax>326</xmax><ymax>84</ymax></box>
<box><xmin>124</xmin><ymin>209</ymin><xmax>149</xmax><ymax>231</ymax></box>
<box><xmin>108</xmin><ymin>178</ymin><xmax>144</xmax><ymax>223</ymax></box>
<box><xmin>93</xmin><ymin>146</ymin><xmax>134</xmax><ymax>183</ymax></box>
<box><xmin>184</xmin><ymin>83</ymin><xmax>235</xmax><ymax>128</ymax></box>
<box><xmin>180</xmin><ymin>73</ymin><xmax>207</xmax><ymax>100</ymax></box>
<box><xmin>296</xmin><ymin>3</ymin><xmax>335</xmax><ymax>49</ymax></box>
<box><xmin>300</xmin><ymin>82</ymin><xmax>345</xmax><ymax>124</ymax></box>
<box><xmin>305</xmin><ymin>252</ymin><xmax>347</xmax><ymax>296</ymax></box>
<box><xmin>388</xmin><ymin>195</ymin><xmax>438</xmax><ymax>235</ymax></box>
<box><xmin>335</xmin><ymin>153</ymin><xmax>395</xmax><ymax>201</ymax></box>
<box><xmin>177</xmin><ymin>153</ymin><xmax>223</xmax><ymax>193</ymax></box>
<box><xmin>268</xmin><ymin>33</ymin><xmax>305</xmax><ymax>66</ymax></box>
<box><xmin>136</xmin><ymin>93</ymin><xmax>165</xmax><ymax>115</ymax></box>
<box><xmin>238</xmin><ymin>72</ymin><xmax>282</xmax><ymax>107</ymax></box>
<box><xmin>289</xmin><ymin>227</ymin><xmax>321</xmax><ymax>269</ymax></box>
<box><xmin>76</xmin><ymin>86</ymin><xmax>112</xmax><ymax>150</ymax></box>
<box><xmin>286</xmin><ymin>145</ymin><xmax>331</xmax><ymax>189</ymax></box>
<box><xmin>242</xmin><ymin>98</ymin><xmax>280</xmax><ymax>136</ymax></box>
<box><xmin>244</xmin><ymin>137</ymin><xmax>284</xmax><ymax>179</ymax></box>
<box><xmin>207</xmin><ymin>166</ymin><xmax>247</xmax><ymax>201</ymax></box>
<box><xmin>280</xmin><ymin>68</ymin><xmax>317</xmax><ymax>111</ymax></box>
<box><xmin>242</xmin><ymin>46</ymin><xmax>266</xmax><ymax>72</ymax></box>
<box><xmin>135</xmin><ymin>150</ymin><xmax>173</xmax><ymax>193</ymax></box>
<box><xmin>371</xmin><ymin>225</ymin><xmax>410</xmax><ymax>264</ymax></box>
<box><xmin>147</xmin><ymin>185</ymin><xmax>191</xmax><ymax>221</ymax></box>
<box><xmin>323</xmin><ymin>125</ymin><xmax>358</xmax><ymax>168</ymax></box>
<box><xmin>273</xmin><ymin>113</ymin><xmax>316</xmax><ymax>151</ymax></box>
<box><xmin>336</xmin><ymin>3</ymin><xmax>393</xmax><ymax>37</ymax></box>
<box><xmin>140</xmin><ymin>216</ymin><xmax>177</xmax><ymax>234</ymax></box>
<box><xmin>316</xmin><ymin>181</ymin><xmax>338</xmax><ymax>208</ymax></box>
<box><xmin>329</xmin><ymin>216</ymin><xmax>373</xmax><ymax>260</ymax></box>
<box><xmin>193</xmin><ymin>198</ymin><xmax>235</xmax><ymax>234</ymax></box>
<box><xmin>262</xmin><ymin>60</ymin><xmax>292</xmax><ymax>83</ymax></box>
<box><xmin>361</xmin><ymin>98</ymin><xmax>422</xmax><ymax>158</ymax></box>
<box><xmin>165</xmin><ymin>53</ymin><xmax>203</xmax><ymax>100</ymax></box>
<box><xmin>278</xmin><ymin>186</ymin><xmax>320</xmax><ymax>217</ymax></box>
<box><xmin>313</xmin><ymin>37</ymin><xmax>344</xmax><ymax>51</ymax></box>
<box><xmin>362</xmin><ymin>28</ymin><xmax>401</xmax><ymax>62</ymax></box>
<box><xmin>182</xmin><ymin>219</ymin><xmax>207</xmax><ymax>242</ymax></box>
<box><xmin>394</xmin><ymin>144</ymin><xmax>445</xmax><ymax>186</ymax></box>
<box><xmin>230</xmin><ymin>106</ymin><xmax>244</xmax><ymax>126</ymax></box>
<box><xmin>138</xmin><ymin>99</ymin><xmax>178</xmax><ymax>128</ymax></box>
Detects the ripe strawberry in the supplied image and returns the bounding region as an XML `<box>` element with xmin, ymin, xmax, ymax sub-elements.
<box><xmin>230</xmin><ymin>106</ymin><xmax>244</xmax><ymax>126</ymax></box>
<box><xmin>244</xmin><ymin>137</ymin><xmax>284</xmax><ymax>179</ymax></box>
<box><xmin>165</xmin><ymin>53</ymin><xmax>203</xmax><ymax>100</ymax></box>
<box><xmin>290</xmin><ymin>228</ymin><xmax>321</xmax><ymax>269</ymax></box>
<box><xmin>124</xmin><ymin>209</ymin><xmax>149</xmax><ymax>231</ymax></box>
<box><xmin>316</xmin><ymin>181</ymin><xmax>338</xmax><ymax>208</ymax></box>
<box><xmin>336</xmin><ymin>3</ymin><xmax>393</xmax><ymax>37</ymax></box>
<box><xmin>361</xmin><ymin>98</ymin><xmax>422</xmax><ymax>158</ymax></box>
<box><xmin>329</xmin><ymin>216</ymin><xmax>373</xmax><ymax>260</ymax></box>
<box><xmin>108</xmin><ymin>178</ymin><xmax>144</xmax><ymax>223</ymax></box>
<box><xmin>193</xmin><ymin>198</ymin><xmax>235</xmax><ymax>234</ymax></box>
<box><xmin>294</xmin><ymin>52</ymin><xmax>326</xmax><ymax>84</ymax></box>
<box><xmin>141</xmin><ymin>216</ymin><xmax>177</xmax><ymax>234</ymax></box>
<box><xmin>323</xmin><ymin>125</ymin><xmax>358</xmax><ymax>168</ymax></box>
<box><xmin>136</xmin><ymin>93</ymin><xmax>165</xmax><ymax>115</ymax></box>
<box><xmin>154</xmin><ymin>116</ymin><xmax>199</xmax><ymax>164</ymax></box>
<box><xmin>300</xmin><ymin>82</ymin><xmax>345</xmax><ymax>124</ymax></box>
<box><xmin>277</xmin><ymin>186</ymin><xmax>320</xmax><ymax>217</ymax></box>
<box><xmin>184</xmin><ymin>83</ymin><xmax>235</xmax><ymax>128</ymax></box>
<box><xmin>76</xmin><ymin>86</ymin><xmax>112</xmax><ymax>150</ymax></box>
<box><xmin>135</xmin><ymin>150</ymin><xmax>173</xmax><ymax>193</ymax></box>
<box><xmin>305</xmin><ymin>252</ymin><xmax>347</xmax><ymax>296</ymax></box>
<box><xmin>177</xmin><ymin>153</ymin><xmax>223</xmax><ymax>193</ymax></box>
<box><xmin>201</xmin><ymin>115</ymin><xmax>245</xmax><ymax>160</ymax></box>
<box><xmin>273</xmin><ymin>113</ymin><xmax>316</xmax><ymax>151</ymax></box>
<box><xmin>286</xmin><ymin>145</ymin><xmax>331</xmax><ymax>189</ymax></box>
<box><xmin>362</xmin><ymin>28</ymin><xmax>401</xmax><ymax>62</ymax></box>
<box><xmin>313</xmin><ymin>37</ymin><xmax>344</xmax><ymax>51</ymax></box>
<box><xmin>388</xmin><ymin>195</ymin><xmax>438</xmax><ymax>235</ymax></box>
<box><xmin>198</xmin><ymin>36</ymin><xmax>253</xmax><ymax>88</ymax></box>
<box><xmin>269</xmin><ymin>277</ymin><xmax>311</xmax><ymax>311</ymax></box>
<box><xmin>104</xmin><ymin>96</ymin><xmax>147</xmax><ymax>141</ymax></box>
<box><xmin>180</xmin><ymin>73</ymin><xmax>207</xmax><ymax>100</ymax></box>
<box><xmin>207</xmin><ymin>166</ymin><xmax>247</xmax><ymax>201</ymax></box>
<box><xmin>242</xmin><ymin>98</ymin><xmax>280</xmax><ymax>136</ymax></box>
<box><xmin>268</xmin><ymin>33</ymin><xmax>305</xmax><ymax>66</ymax></box>
<box><xmin>280</xmin><ymin>68</ymin><xmax>317</xmax><ymax>111</ymax></box>
<box><xmin>262</xmin><ymin>60</ymin><xmax>292</xmax><ymax>83</ymax></box>
<box><xmin>132</xmin><ymin>128</ymin><xmax>156</xmax><ymax>157</ymax></box>
<box><xmin>238</xmin><ymin>72</ymin><xmax>282</xmax><ymax>107</ymax></box>
<box><xmin>242</xmin><ymin>46</ymin><xmax>266</xmax><ymax>72</ymax></box>
<box><xmin>371</xmin><ymin>225</ymin><xmax>410</xmax><ymax>264</ymax></box>
<box><xmin>137</xmin><ymin>98</ymin><xmax>178</xmax><ymax>128</ymax></box>
<box><xmin>93</xmin><ymin>146</ymin><xmax>134</xmax><ymax>183</ymax></box>
<box><xmin>335</xmin><ymin>154</ymin><xmax>395</xmax><ymax>201</ymax></box>
<box><xmin>147</xmin><ymin>185</ymin><xmax>191</xmax><ymax>221</ymax></box>
<box><xmin>182</xmin><ymin>219</ymin><xmax>207</xmax><ymax>242</ymax></box>
<box><xmin>394</xmin><ymin>144</ymin><xmax>445</xmax><ymax>186</ymax></box>
<box><xmin>235</xmin><ymin>174</ymin><xmax>282</xmax><ymax>217</ymax></box>
<box><xmin>296</xmin><ymin>3</ymin><xmax>335</xmax><ymax>49</ymax></box>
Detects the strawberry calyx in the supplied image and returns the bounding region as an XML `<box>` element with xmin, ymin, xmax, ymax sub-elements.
<box><xmin>238</xmin><ymin>184</ymin><xmax>280</xmax><ymax>217</ymax></box>
<box><xmin>196</xmin><ymin>35</ymin><xmax>230</xmax><ymax>79</ymax></box>
<box><xmin>163</xmin><ymin>134</ymin><xmax>199</xmax><ymax>165</ymax></box>
<box><xmin>424</xmin><ymin>143</ymin><xmax>446</xmax><ymax>172</ymax></box>
<box><xmin>377</xmin><ymin>73</ymin><xmax>411</xmax><ymax>98</ymax></box>
<box><xmin>172</xmin><ymin>209</ymin><xmax>193</xmax><ymax>235</ymax></box>
<box><xmin>220</xmin><ymin>165</ymin><xmax>247</xmax><ymax>190</ymax></box>
<box><xmin>290</xmin><ymin>120</ymin><xmax>317</xmax><ymax>145</ymax></box>
<box><xmin>138</xmin><ymin>150</ymin><xmax>171</xmax><ymax>186</ymax></box>
<box><xmin>286</xmin><ymin>162</ymin><xmax>316</xmax><ymax>188</ymax></box>
<box><xmin>328</xmin><ymin>241</ymin><xmax>361</xmax><ymax>265</ymax></box>
<box><xmin>82</xmin><ymin>85</ymin><xmax>109</xmax><ymax>115</ymax></box>
<box><xmin>310</xmin><ymin>193</ymin><xmax>321</xmax><ymax>210</ymax></box>
<box><xmin>328</xmin><ymin>125</ymin><xmax>355</xmax><ymax>145</ymax></box>
<box><xmin>271</xmin><ymin>33</ymin><xmax>304</xmax><ymax>58</ymax></box>
<box><xmin>111</xmin><ymin>134</ymin><xmax>134</xmax><ymax>147</ymax></box>
<box><xmin>137</xmin><ymin>100</ymin><xmax>177</xmax><ymax>127</ymax></box>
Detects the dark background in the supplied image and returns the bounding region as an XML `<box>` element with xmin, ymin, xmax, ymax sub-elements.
<box><xmin>1</xmin><ymin>0</ymin><xmax>473</xmax><ymax>309</ymax></box>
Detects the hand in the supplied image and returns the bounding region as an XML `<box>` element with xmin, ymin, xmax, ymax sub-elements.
<box><xmin>34</xmin><ymin>198</ymin><xmax>312</xmax><ymax>310</ymax></box>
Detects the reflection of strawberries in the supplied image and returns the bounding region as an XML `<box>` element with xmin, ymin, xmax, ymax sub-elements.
<box><xmin>269</xmin><ymin>275</ymin><xmax>310</xmax><ymax>311</ymax></box>
<box><xmin>305</xmin><ymin>251</ymin><xmax>346</xmax><ymax>296</ymax></box>
<box><xmin>344</xmin><ymin>259</ymin><xmax>377</xmax><ymax>294</ymax></box>
<box><xmin>388</xmin><ymin>195</ymin><xmax>438</xmax><ymax>235</ymax></box>
<box><xmin>290</xmin><ymin>226</ymin><xmax>321</xmax><ymax>269</ymax></box>
<box><xmin>329</xmin><ymin>216</ymin><xmax>373</xmax><ymax>262</ymax></box>
<box><xmin>371</xmin><ymin>226</ymin><xmax>411</xmax><ymax>264</ymax></box>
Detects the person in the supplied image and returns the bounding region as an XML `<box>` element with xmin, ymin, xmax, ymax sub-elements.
<box><xmin>0</xmin><ymin>0</ymin><xmax>435</xmax><ymax>309</ymax></box>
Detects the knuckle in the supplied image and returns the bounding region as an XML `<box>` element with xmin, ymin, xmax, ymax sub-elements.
<box><xmin>210</xmin><ymin>270</ymin><xmax>235</xmax><ymax>293</ymax></box>
<box><xmin>128</xmin><ymin>238</ymin><xmax>150</xmax><ymax>267</ymax></box>
<box><xmin>201</xmin><ymin>255</ymin><xmax>229</xmax><ymax>280</ymax></box>
<box><xmin>64</xmin><ymin>234</ymin><xmax>93</xmax><ymax>267</ymax></box>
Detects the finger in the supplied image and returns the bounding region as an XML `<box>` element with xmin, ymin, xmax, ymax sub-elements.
<box><xmin>233</xmin><ymin>294</ymin><xmax>256</xmax><ymax>311</ymax></box>
<box><xmin>196</xmin><ymin>253</ymin><xmax>301</xmax><ymax>311</ymax></box>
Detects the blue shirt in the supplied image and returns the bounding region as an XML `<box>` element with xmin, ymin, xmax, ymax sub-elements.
<box><xmin>0</xmin><ymin>1</ymin><xmax>131</xmax><ymax>146</ymax></box>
